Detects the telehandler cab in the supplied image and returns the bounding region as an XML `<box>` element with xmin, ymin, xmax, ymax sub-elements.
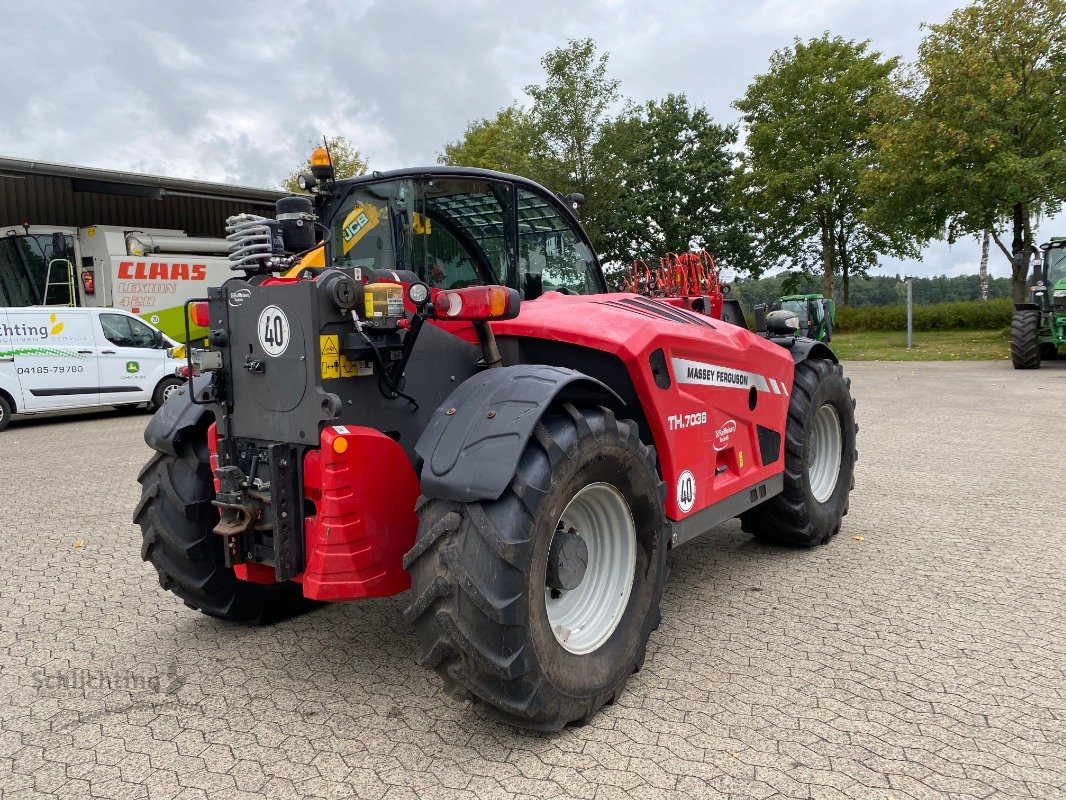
<box><xmin>135</xmin><ymin>150</ymin><xmax>857</xmax><ymax>730</ymax></box>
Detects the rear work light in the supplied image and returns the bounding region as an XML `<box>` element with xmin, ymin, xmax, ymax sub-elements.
<box><xmin>434</xmin><ymin>285</ymin><xmax>521</xmax><ymax>321</ymax></box>
<box><xmin>190</xmin><ymin>301</ymin><xmax>210</xmax><ymax>328</ymax></box>
<box><xmin>80</xmin><ymin>270</ymin><xmax>95</xmax><ymax>295</ymax></box>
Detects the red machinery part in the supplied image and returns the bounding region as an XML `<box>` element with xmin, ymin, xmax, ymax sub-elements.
<box><xmin>208</xmin><ymin>423</ymin><xmax>420</xmax><ymax>598</ymax></box>
<box><xmin>299</xmin><ymin>425</ymin><xmax>420</xmax><ymax>600</ymax></box>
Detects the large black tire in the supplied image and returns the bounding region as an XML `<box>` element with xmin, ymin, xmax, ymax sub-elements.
<box><xmin>741</xmin><ymin>359</ymin><xmax>857</xmax><ymax>547</ymax></box>
<box><xmin>1011</xmin><ymin>310</ymin><xmax>1041</xmax><ymax>369</ymax></box>
<box><xmin>0</xmin><ymin>395</ymin><xmax>11</xmax><ymax>432</ymax></box>
<box><xmin>134</xmin><ymin>426</ymin><xmax>316</xmax><ymax>624</ymax></box>
<box><xmin>404</xmin><ymin>405</ymin><xmax>668</xmax><ymax>731</ymax></box>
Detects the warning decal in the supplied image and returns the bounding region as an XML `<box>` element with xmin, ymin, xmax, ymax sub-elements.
<box><xmin>319</xmin><ymin>334</ymin><xmax>373</xmax><ymax>379</ymax></box>
<box><xmin>320</xmin><ymin>335</ymin><xmax>339</xmax><ymax>379</ymax></box>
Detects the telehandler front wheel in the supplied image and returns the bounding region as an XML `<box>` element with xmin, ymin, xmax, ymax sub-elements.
<box><xmin>404</xmin><ymin>405</ymin><xmax>668</xmax><ymax>731</ymax></box>
<box><xmin>741</xmin><ymin>359</ymin><xmax>857</xmax><ymax>547</ymax></box>
<box><xmin>134</xmin><ymin>426</ymin><xmax>316</xmax><ymax>624</ymax></box>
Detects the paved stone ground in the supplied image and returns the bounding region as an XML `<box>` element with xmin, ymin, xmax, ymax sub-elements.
<box><xmin>0</xmin><ymin>361</ymin><xmax>1063</xmax><ymax>800</ymax></box>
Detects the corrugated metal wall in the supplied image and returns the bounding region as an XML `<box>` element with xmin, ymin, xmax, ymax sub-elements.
<box><xmin>0</xmin><ymin>173</ymin><xmax>278</xmax><ymax>237</ymax></box>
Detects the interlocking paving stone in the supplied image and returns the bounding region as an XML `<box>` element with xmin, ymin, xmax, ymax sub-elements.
<box><xmin>1</xmin><ymin>361</ymin><xmax>1063</xmax><ymax>799</ymax></box>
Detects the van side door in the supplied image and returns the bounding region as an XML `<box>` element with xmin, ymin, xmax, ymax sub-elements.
<box><xmin>6</xmin><ymin>308</ymin><xmax>99</xmax><ymax>410</ymax></box>
<box><xmin>95</xmin><ymin>311</ymin><xmax>164</xmax><ymax>404</ymax></box>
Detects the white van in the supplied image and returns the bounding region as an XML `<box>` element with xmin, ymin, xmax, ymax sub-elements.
<box><xmin>0</xmin><ymin>306</ymin><xmax>185</xmax><ymax>431</ymax></box>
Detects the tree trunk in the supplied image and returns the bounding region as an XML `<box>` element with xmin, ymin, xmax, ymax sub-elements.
<box><xmin>821</xmin><ymin>220</ymin><xmax>835</xmax><ymax>300</ymax></box>
<box><xmin>979</xmin><ymin>229</ymin><xmax>989</xmax><ymax>301</ymax></box>
<box><xmin>1010</xmin><ymin>201</ymin><xmax>1030</xmax><ymax>303</ymax></box>
<box><xmin>837</xmin><ymin>220</ymin><xmax>851</xmax><ymax>306</ymax></box>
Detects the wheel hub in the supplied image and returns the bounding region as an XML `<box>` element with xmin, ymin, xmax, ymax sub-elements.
<box><xmin>546</xmin><ymin>524</ymin><xmax>589</xmax><ymax>591</ymax></box>
<box><xmin>544</xmin><ymin>482</ymin><xmax>637</xmax><ymax>655</ymax></box>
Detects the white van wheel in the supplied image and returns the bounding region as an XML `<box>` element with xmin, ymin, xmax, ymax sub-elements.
<box><xmin>152</xmin><ymin>377</ymin><xmax>184</xmax><ymax>410</ymax></box>
<box><xmin>0</xmin><ymin>395</ymin><xmax>11</xmax><ymax>432</ymax></box>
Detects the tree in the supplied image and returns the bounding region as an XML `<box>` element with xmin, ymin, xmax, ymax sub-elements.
<box><xmin>525</xmin><ymin>38</ymin><xmax>621</xmax><ymax>195</ymax></box>
<box><xmin>438</xmin><ymin>105</ymin><xmax>550</xmax><ymax>182</ymax></box>
<box><xmin>866</xmin><ymin>0</ymin><xmax>1066</xmax><ymax>302</ymax></box>
<box><xmin>734</xmin><ymin>35</ymin><xmax>915</xmax><ymax>302</ymax></box>
<box><xmin>594</xmin><ymin>94</ymin><xmax>751</xmax><ymax>269</ymax></box>
<box><xmin>282</xmin><ymin>136</ymin><xmax>368</xmax><ymax>193</ymax></box>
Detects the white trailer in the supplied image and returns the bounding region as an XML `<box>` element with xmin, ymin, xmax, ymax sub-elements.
<box><xmin>0</xmin><ymin>223</ymin><xmax>233</xmax><ymax>340</ymax></box>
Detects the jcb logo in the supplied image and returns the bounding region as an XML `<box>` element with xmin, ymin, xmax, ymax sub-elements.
<box><xmin>340</xmin><ymin>203</ymin><xmax>381</xmax><ymax>255</ymax></box>
<box><xmin>343</xmin><ymin>212</ymin><xmax>370</xmax><ymax>244</ymax></box>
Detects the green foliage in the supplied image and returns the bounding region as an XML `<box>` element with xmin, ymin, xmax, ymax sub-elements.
<box><xmin>593</xmin><ymin>95</ymin><xmax>752</xmax><ymax>270</ymax></box>
<box><xmin>282</xmin><ymin>136</ymin><xmax>368</xmax><ymax>193</ymax></box>
<box><xmin>866</xmin><ymin>0</ymin><xmax>1066</xmax><ymax>301</ymax></box>
<box><xmin>729</xmin><ymin>272</ymin><xmax>1014</xmax><ymax>312</ymax></box>
<box><xmin>440</xmin><ymin>40</ymin><xmax>747</xmax><ymax>274</ymax></box>
<box><xmin>524</xmin><ymin>37</ymin><xmax>620</xmax><ymax>194</ymax></box>
<box><xmin>835</xmin><ymin>298</ymin><xmax>1013</xmax><ymax>332</ymax></box>
<box><xmin>734</xmin><ymin>34</ymin><xmax>916</xmax><ymax>298</ymax></box>
<box><xmin>438</xmin><ymin>105</ymin><xmax>549</xmax><ymax>182</ymax></box>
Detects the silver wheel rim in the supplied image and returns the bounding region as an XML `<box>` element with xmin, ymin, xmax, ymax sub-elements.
<box><xmin>162</xmin><ymin>382</ymin><xmax>181</xmax><ymax>404</ymax></box>
<box><xmin>545</xmin><ymin>482</ymin><xmax>636</xmax><ymax>655</ymax></box>
<box><xmin>808</xmin><ymin>404</ymin><xmax>842</xmax><ymax>503</ymax></box>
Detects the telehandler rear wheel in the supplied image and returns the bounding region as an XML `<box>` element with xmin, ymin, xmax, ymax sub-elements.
<box><xmin>741</xmin><ymin>359</ymin><xmax>857</xmax><ymax>547</ymax></box>
<box><xmin>134</xmin><ymin>427</ymin><xmax>316</xmax><ymax>624</ymax></box>
<box><xmin>404</xmin><ymin>404</ymin><xmax>668</xmax><ymax>731</ymax></box>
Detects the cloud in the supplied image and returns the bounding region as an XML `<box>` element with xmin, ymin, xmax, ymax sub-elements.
<box><xmin>0</xmin><ymin>0</ymin><xmax>1059</xmax><ymax>276</ymax></box>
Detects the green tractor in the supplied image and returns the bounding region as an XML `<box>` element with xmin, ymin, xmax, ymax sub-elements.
<box><xmin>777</xmin><ymin>294</ymin><xmax>836</xmax><ymax>343</ymax></box>
<box><xmin>1011</xmin><ymin>238</ymin><xmax>1066</xmax><ymax>369</ymax></box>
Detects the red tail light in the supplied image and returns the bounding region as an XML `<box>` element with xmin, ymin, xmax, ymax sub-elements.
<box><xmin>434</xmin><ymin>286</ymin><xmax>521</xmax><ymax>321</ymax></box>
<box><xmin>81</xmin><ymin>271</ymin><xmax>95</xmax><ymax>295</ymax></box>
<box><xmin>190</xmin><ymin>301</ymin><xmax>210</xmax><ymax>328</ymax></box>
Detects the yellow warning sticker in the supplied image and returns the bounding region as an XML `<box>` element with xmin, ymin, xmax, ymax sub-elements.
<box><xmin>320</xmin><ymin>335</ymin><xmax>339</xmax><ymax>379</ymax></box>
<box><xmin>738</xmin><ymin>451</ymin><xmax>745</xmax><ymax>468</ymax></box>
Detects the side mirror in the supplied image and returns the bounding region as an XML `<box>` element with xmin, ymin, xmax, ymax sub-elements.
<box><xmin>153</xmin><ymin>329</ymin><xmax>164</xmax><ymax>348</ymax></box>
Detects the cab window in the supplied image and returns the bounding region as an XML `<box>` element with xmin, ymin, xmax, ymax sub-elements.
<box><xmin>517</xmin><ymin>189</ymin><xmax>601</xmax><ymax>295</ymax></box>
<box><xmin>418</xmin><ymin>179</ymin><xmax>514</xmax><ymax>288</ymax></box>
<box><xmin>100</xmin><ymin>313</ymin><xmax>156</xmax><ymax>348</ymax></box>
<box><xmin>329</xmin><ymin>180</ymin><xmax>406</xmax><ymax>273</ymax></box>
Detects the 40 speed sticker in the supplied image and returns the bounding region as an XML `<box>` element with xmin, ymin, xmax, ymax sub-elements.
<box><xmin>258</xmin><ymin>305</ymin><xmax>290</xmax><ymax>357</ymax></box>
<box><xmin>676</xmin><ymin>470</ymin><xmax>696</xmax><ymax>514</ymax></box>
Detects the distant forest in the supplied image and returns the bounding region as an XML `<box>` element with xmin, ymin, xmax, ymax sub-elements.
<box><xmin>726</xmin><ymin>273</ymin><xmax>1013</xmax><ymax>312</ymax></box>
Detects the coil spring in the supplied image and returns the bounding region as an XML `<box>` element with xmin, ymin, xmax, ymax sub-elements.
<box><xmin>225</xmin><ymin>214</ymin><xmax>277</xmax><ymax>273</ymax></box>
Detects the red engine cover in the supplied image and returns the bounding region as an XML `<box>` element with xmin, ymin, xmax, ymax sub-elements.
<box><xmin>493</xmin><ymin>292</ymin><xmax>795</xmax><ymax>522</ymax></box>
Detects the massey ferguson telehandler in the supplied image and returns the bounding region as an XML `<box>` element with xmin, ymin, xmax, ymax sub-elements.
<box><xmin>135</xmin><ymin>149</ymin><xmax>857</xmax><ymax>730</ymax></box>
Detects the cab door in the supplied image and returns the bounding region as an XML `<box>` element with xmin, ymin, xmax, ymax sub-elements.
<box><xmin>7</xmin><ymin>308</ymin><xmax>99</xmax><ymax>410</ymax></box>
<box><xmin>94</xmin><ymin>311</ymin><xmax>165</xmax><ymax>404</ymax></box>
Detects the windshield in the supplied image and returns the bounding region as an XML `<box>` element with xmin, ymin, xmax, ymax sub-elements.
<box><xmin>327</xmin><ymin>177</ymin><xmax>604</xmax><ymax>296</ymax></box>
<box><xmin>781</xmin><ymin>299</ymin><xmax>810</xmax><ymax>323</ymax></box>
<box><xmin>0</xmin><ymin>233</ymin><xmax>76</xmax><ymax>306</ymax></box>
<box><xmin>1048</xmin><ymin>247</ymin><xmax>1066</xmax><ymax>285</ymax></box>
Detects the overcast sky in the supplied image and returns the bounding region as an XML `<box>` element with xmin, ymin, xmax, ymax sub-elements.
<box><xmin>0</xmin><ymin>0</ymin><xmax>1045</xmax><ymax>279</ymax></box>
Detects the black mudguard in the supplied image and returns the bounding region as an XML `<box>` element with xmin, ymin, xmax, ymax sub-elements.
<box><xmin>415</xmin><ymin>365</ymin><xmax>623</xmax><ymax>503</ymax></box>
<box><xmin>144</xmin><ymin>375</ymin><xmax>215</xmax><ymax>457</ymax></box>
<box><xmin>769</xmin><ymin>336</ymin><xmax>839</xmax><ymax>365</ymax></box>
